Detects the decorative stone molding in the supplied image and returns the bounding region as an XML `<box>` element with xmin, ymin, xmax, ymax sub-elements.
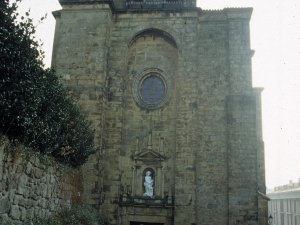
<box><xmin>131</xmin><ymin>150</ymin><xmax>166</xmax><ymax>198</ymax></box>
<box><xmin>132</xmin><ymin>68</ymin><xmax>172</xmax><ymax>110</ymax></box>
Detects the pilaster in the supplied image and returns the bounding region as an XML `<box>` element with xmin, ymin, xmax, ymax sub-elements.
<box><xmin>225</xmin><ymin>8</ymin><xmax>253</xmax><ymax>94</ymax></box>
<box><xmin>227</xmin><ymin>94</ymin><xmax>258</xmax><ymax>225</ymax></box>
<box><xmin>51</xmin><ymin>2</ymin><xmax>113</xmax><ymax>207</ymax></box>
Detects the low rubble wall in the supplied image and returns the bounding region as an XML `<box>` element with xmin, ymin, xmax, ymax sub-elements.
<box><xmin>0</xmin><ymin>139</ymin><xmax>82</xmax><ymax>223</ymax></box>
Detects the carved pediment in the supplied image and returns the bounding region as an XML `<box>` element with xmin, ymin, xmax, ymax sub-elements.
<box><xmin>133</xmin><ymin>150</ymin><xmax>166</xmax><ymax>161</ymax></box>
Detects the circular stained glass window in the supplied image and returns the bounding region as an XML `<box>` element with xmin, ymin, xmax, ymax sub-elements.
<box><xmin>140</xmin><ymin>75</ymin><xmax>165</xmax><ymax>104</ymax></box>
<box><xmin>132</xmin><ymin>68</ymin><xmax>172</xmax><ymax>110</ymax></box>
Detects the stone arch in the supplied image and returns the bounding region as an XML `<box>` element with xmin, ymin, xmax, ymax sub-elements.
<box><xmin>128</xmin><ymin>28</ymin><xmax>177</xmax><ymax>49</ymax></box>
<box><xmin>125</xmin><ymin>24</ymin><xmax>178</xmax><ymax>109</ymax></box>
<box><xmin>121</xmin><ymin>23</ymin><xmax>182</xmax><ymax>54</ymax></box>
<box><xmin>114</xmin><ymin>24</ymin><xmax>181</xmax><ymax>87</ymax></box>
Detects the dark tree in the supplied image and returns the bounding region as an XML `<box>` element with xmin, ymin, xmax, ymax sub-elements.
<box><xmin>0</xmin><ymin>0</ymin><xmax>96</xmax><ymax>167</ymax></box>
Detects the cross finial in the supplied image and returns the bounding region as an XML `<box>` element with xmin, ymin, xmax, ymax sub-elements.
<box><xmin>147</xmin><ymin>131</ymin><xmax>152</xmax><ymax>150</ymax></box>
<box><xmin>135</xmin><ymin>137</ymin><xmax>139</xmax><ymax>154</ymax></box>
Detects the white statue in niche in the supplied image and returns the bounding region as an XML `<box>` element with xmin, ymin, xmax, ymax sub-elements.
<box><xmin>143</xmin><ymin>171</ymin><xmax>154</xmax><ymax>197</ymax></box>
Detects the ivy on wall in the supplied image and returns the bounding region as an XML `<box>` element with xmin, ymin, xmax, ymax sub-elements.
<box><xmin>0</xmin><ymin>0</ymin><xmax>96</xmax><ymax>167</ymax></box>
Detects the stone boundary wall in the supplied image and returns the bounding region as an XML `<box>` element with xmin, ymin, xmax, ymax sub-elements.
<box><xmin>0</xmin><ymin>139</ymin><xmax>82</xmax><ymax>224</ymax></box>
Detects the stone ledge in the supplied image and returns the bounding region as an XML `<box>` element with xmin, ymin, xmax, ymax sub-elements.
<box><xmin>119</xmin><ymin>195</ymin><xmax>174</xmax><ymax>207</ymax></box>
<box><xmin>58</xmin><ymin>0</ymin><xmax>116</xmax><ymax>12</ymax></box>
<box><xmin>64</xmin><ymin>85</ymin><xmax>107</xmax><ymax>92</ymax></box>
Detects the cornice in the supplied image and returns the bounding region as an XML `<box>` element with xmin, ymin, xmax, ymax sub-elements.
<box><xmin>59</xmin><ymin>0</ymin><xmax>116</xmax><ymax>11</ymax></box>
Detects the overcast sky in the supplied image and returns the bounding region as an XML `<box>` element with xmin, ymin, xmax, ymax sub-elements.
<box><xmin>17</xmin><ymin>0</ymin><xmax>300</xmax><ymax>190</ymax></box>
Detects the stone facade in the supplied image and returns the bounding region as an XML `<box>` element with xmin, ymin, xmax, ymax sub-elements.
<box><xmin>0</xmin><ymin>139</ymin><xmax>82</xmax><ymax>223</ymax></box>
<box><xmin>51</xmin><ymin>0</ymin><xmax>267</xmax><ymax>224</ymax></box>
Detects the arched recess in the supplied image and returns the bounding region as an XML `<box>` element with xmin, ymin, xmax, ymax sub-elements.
<box><xmin>128</xmin><ymin>28</ymin><xmax>177</xmax><ymax>49</ymax></box>
<box><xmin>121</xmin><ymin>27</ymin><xmax>178</xmax><ymax>200</ymax></box>
<box><xmin>125</xmin><ymin>28</ymin><xmax>178</xmax><ymax>110</ymax></box>
<box><xmin>121</xmin><ymin>23</ymin><xmax>182</xmax><ymax>54</ymax></box>
<box><xmin>107</xmin><ymin>24</ymin><xmax>181</xmax><ymax>86</ymax></box>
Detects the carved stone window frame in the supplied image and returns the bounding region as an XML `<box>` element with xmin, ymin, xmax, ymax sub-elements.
<box><xmin>132</xmin><ymin>68</ymin><xmax>172</xmax><ymax>110</ymax></box>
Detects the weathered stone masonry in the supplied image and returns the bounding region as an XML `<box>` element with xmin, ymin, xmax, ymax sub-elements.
<box><xmin>0</xmin><ymin>140</ymin><xmax>82</xmax><ymax>223</ymax></box>
<box><xmin>51</xmin><ymin>0</ymin><xmax>267</xmax><ymax>224</ymax></box>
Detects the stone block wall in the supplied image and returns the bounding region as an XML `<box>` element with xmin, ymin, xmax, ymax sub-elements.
<box><xmin>52</xmin><ymin>1</ymin><xmax>267</xmax><ymax>224</ymax></box>
<box><xmin>52</xmin><ymin>4</ymin><xmax>112</xmax><ymax>206</ymax></box>
<box><xmin>227</xmin><ymin>95</ymin><xmax>259</xmax><ymax>225</ymax></box>
<box><xmin>258</xmin><ymin>195</ymin><xmax>268</xmax><ymax>225</ymax></box>
<box><xmin>196</xmin><ymin>10</ymin><xmax>230</xmax><ymax>224</ymax></box>
<box><xmin>101</xmin><ymin>11</ymin><xmax>201</xmax><ymax>225</ymax></box>
<box><xmin>123</xmin><ymin>31</ymin><xmax>178</xmax><ymax>190</ymax></box>
<box><xmin>0</xmin><ymin>140</ymin><xmax>82</xmax><ymax>224</ymax></box>
<box><xmin>52</xmin><ymin>4</ymin><xmax>112</xmax><ymax>87</ymax></box>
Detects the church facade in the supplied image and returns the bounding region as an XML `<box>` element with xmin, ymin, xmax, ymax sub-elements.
<box><xmin>51</xmin><ymin>0</ymin><xmax>267</xmax><ymax>224</ymax></box>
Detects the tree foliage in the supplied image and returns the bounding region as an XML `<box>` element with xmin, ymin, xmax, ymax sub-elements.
<box><xmin>0</xmin><ymin>205</ymin><xmax>110</xmax><ymax>225</ymax></box>
<box><xmin>31</xmin><ymin>205</ymin><xmax>110</xmax><ymax>225</ymax></box>
<box><xmin>0</xmin><ymin>0</ymin><xmax>96</xmax><ymax>167</ymax></box>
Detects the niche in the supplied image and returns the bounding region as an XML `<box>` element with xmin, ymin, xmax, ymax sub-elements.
<box><xmin>142</xmin><ymin>168</ymin><xmax>155</xmax><ymax>196</ymax></box>
<box><xmin>132</xmin><ymin>153</ymin><xmax>166</xmax><ymax>198</ymax></box>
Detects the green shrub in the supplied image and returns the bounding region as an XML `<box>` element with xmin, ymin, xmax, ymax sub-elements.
<box><xmin>30</xmin><ymin>205</ymin><xmax>110</xmax><ymax>225</ymax></box>
<box><xmin>0</xmin><ymin>217</ymin><xmax>21</xmax><ymax>225</ymax></box>
<box><xmin>0</xmin><ymin>206</ymin><xmax>109</xmax><ymax>225</ymax></box>
<box><xmin>0</xmin><ymin>0</ymin><xmax>96</xmax><ymax>167</ymax></box>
